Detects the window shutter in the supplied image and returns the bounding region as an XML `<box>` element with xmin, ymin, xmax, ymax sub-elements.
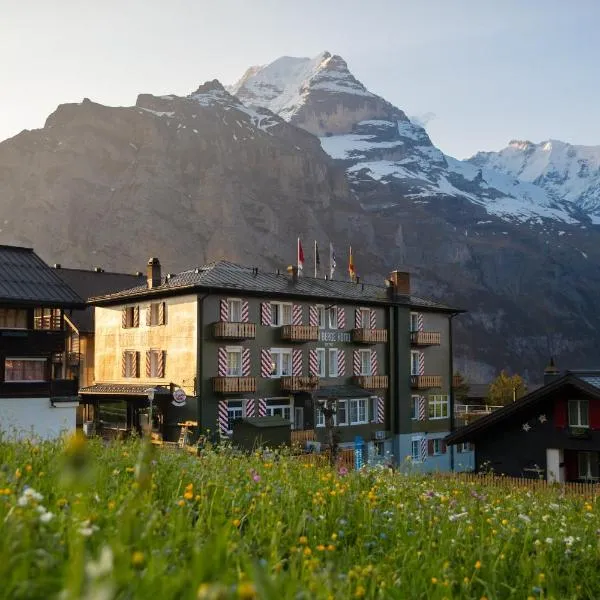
<box><xmin>376</xmin><ymin>396</ymin><xmax>385</xmax><ymax>424</ymax></box>
<box><xmin>133</xmin><ymin>306</ymin><xmax>140</xmax><ymax>328</ymax></box>
<box><xmin>260</xmin><ymin>302</ymin><xmax>272</xmax><ymax>326</ymax></box>
<box><xmin>564</xmin><ymin>450</ymin><xmax>577</xmax><ymax>481</ymax></box>
<box><xmin>418</xmin><ymin>351</ymin><xmax>425</xmax><ymax>375</ymax></box>
<box><xmin>217</xmin><ymin>347</ymin><xmax>227</xmax><ymax>376</ymax></box>
<box><xmin>352</xmin><ymin>350</ymin><xmax>360</xmax><ymax>376</ymax></box>
<box><xmin>121</xmin><ymin>351</ymin><xmax>127</xmax><ymax>377</ymax></box>
<box><xmin>242</xmin><ymin>348</ymin><xmax>250</xmax><ymax>376</ymax></box>
<box><xmin>135</xmin><ymin>351</ymin><xmax>141</xmax><ymax>377</ymax></box>
<box><xmin>121</xmin><ymin>308</ymin><xmax>127</xmax><ymax>329</ymax></box>
<box><xmin>218</xmin><ymin>400</ymin><xmax>228</xmax><ymax>435</ymax></box>
<box><xmin>258</xmin><ymin>398</ymin><xmax>267</xmax><ymax>417</ymax></box>
<box><xmin>337</xmin><ymin>349</ymin><xmax>345</xmax><ymax>377</ymax></box>
<box><xmin>355</xmin><ymin>309</ymin><xmax>362</xmax><ymax>328</ymax></box>
<box><xmin>428</xmin><ymin>440</ymin><xmax>434</xmax><ymax>456</ymax></box>
<box><xmin>159</xmin><ymin>351</ymin><xmax>166</xmax><ymax>378</ymax></box>
<box><xmin>292</xmin><ymin>305</ymin><xmax>302</xmax><ymax>326</ymax></box>
<box><xmin>292</xmin><ymin>349</ymin><xmax>302</xmax><ymax>376</ymax></box>
<box><xmin>418</xmin><ymin>396</ymin><xmax>426</xmax><ymax>421</ymax></box>
<box><xmin>337</xmin><ymin>307</ymin><xmax>346</xmax><ymax>329</ymax></box>
<box><xmin>370</xmin><ymin>349</ymin><xmax>378</xmax><ymax>375</ymax></box>
<box><xmin>369</xmin><ymin>309</ymin><xmax>376</xmax><ymax>329</ymax></box>
<box><xmin>146</xmin><ymin>306</ymin><xmax>151</xmax><ymax>326</ymax></box>
<box><xmin>159</xmin><ymin>302</ymin><xmax>166</xmax><ymax>325</ymax></box>
<box><xmin>308</xmin><ymin>350</ymin><xmax>318</xmax><ymax>376</ymax></box>
<box><xmin>260</xmin><ymin>349</ymin><xmax>272</xmax><ymax>378</ymax></box>
<box><xmin>589</xmin><ymin>400</ymin><xmax>600</xmax><ymax>430</ymax></box>
<box><xmin>241</xmin><ymin>301</ymin><xmax>249</xmax><ymax>323</ymax></box>
<box><xmin>220</xmin><ymin>299</ymin><xmax>229</xmax><ymax>322</ymax></box>
<box><xmin>309</xmin><ymin>305</ymin><xmax>318</xmax><ymax>327</ymax></box>
<box><xmin>554</xmin><ymin>398</ymin><xmax>567</xmax><ymax>428</ymax></box>
<box><xmin>418</xmin><ymin>313</ymin><xmax>424</xmax><ymax>332</ymax></box>
<box><xmin>146</xmin><ymin>350</ymin><xmax>151</xmax><ymax>377</ymax></box>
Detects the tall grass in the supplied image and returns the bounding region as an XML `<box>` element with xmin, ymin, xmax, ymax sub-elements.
<box><xmin>0</xmin><ymin>435</ymin><xmax>597</xmax><ymax>599</ymax></box>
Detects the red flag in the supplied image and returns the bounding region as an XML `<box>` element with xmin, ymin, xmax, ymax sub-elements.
<box><xmin>297</xmin><ymin>238</ymin><xmax>304</xmax><ymax>273</ymax></box>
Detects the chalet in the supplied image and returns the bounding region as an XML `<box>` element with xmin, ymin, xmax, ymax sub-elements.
<box><xmin>446</xmin><ymin>366</ymin><xmax>600</xmax><ymax>482</ymax></box>
<box><xmin>0</xmin><ymin>245</ymin><xmax>84</xmax><ymax>440</ymax></box>
<box><xmin>82</xmin><ymin>258</ymin><xmax>465</xmax><ymax>467</ymax></box>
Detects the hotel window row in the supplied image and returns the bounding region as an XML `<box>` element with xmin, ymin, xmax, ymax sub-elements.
<box><xmin>121</xmin><ymin>349</ymin><xmax>166</xmax><ymax>378</ymax></box>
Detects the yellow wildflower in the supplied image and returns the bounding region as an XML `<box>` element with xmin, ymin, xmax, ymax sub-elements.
<box><xmin>237</xmin><ymin>582</ymin><xmax>256</xmax><ymax>600</ymax></box>
<box><xmin>298</xmin><ymin>536</ymin><xmax>308</xmax><ymax>545</ymax></box>
<box><xmin>475</xmin><ymin>561</ymin><xmax>481</xmax><ymax>570</ymax></box>
<box><xmin>538</xmin><ymin>573</ymin><xmax>545</xmax><ymax>582</ymax></box>
<box><xmin>303</xmin><ymin>547</ymin><xmax>312</xmax><ymax>556</ymax></box>
<box><xmin>327</xmin><ymin>544</ymin><xmax>335</xmax><ymax>551</ymax></box>
<box><xmin>107</xmin><ymin>501</ymin><xmax>116</xmax><ymax>510</ymax></box>
<box><xmin>355</xmin><ymin>586</ymin><xmax>366</xmax><ymax>598</ymax></box>
<box><xmin>131</xmin><ymin>551</ymin><xmax>145</xmax><ymax>567</ymax></box>
<box><xmin>331</xmin><ymin>533</ymin><xmax>338</xmax><ymax>540</ymax></box>
<box><xmin>177</xmin><ymin>500</ymin><xmax>185</xmax><ymax>507</ymax></box>
<box><xmin>183</xmin><ymin>491</ymin><xmax>194</xmax><ymax>500</ymax></box>
<box><xmin>316</xmin><ymin>544</ymin><xmax>325</xmax><ymax>551</ymax></box>
<box><xmin>25</xmin><ymin>465</ymin><xmax>32</xmax><ymax>472</ymax></box>
<box><xmin>431</xmin><ymin>577</ymin><xmax>438</xmax><ymax>584</ymax></box>
<box><xmin>232</xmin><ymin>519</ymin><xmax>241</xmax><ymax>527</ymax></box>
<box><xmin>15</xmin><ymin>468</ymin><xmax>21</xmax><ymax>479</ymax></box>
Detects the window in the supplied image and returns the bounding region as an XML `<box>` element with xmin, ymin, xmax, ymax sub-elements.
<box><xmin>568</xmin><ymin>399</ymin><xmax>589</xmax><ymax>428</ymax></box>
<box><xmin>4</xmin><ymin>358</ymin><xmax>46</xmax><ymax>382</ymax></box>
<box><xmin>316</xmin><ymin>406</ymin><xmax>325</xmax><ymax>428</ymax></box>
<box><xmin>360</xmin><ymin>308</ymin><xmax>370</xmax><ymax>328</ymax></box>
<box><xmin>317</xmin><ymin>305</ymin><xmax>326</xmax><ymax>329</ymax></box>
<box><xmin>411</xmin><ymin>437</ymin><xmax>423</xmax><ymax>462</ymax></box>
<box><xmin>337</xmin><ymin>400</ymin><xmax>348</xmax><ymax>425</ymax></box>
<box><xmin>123</xmin><ymin>306</ymin><xmax>139</xmax><ymax>329</ymax></box>
<box><xmin>359</xmin><ymin>350</ymin><xmax>371</xmax><ymax>376</ymax></box>
<box><xmin>349</xmin><ymin>398</ymin><xmax>368</xmax><ymax>425</ymax></box>
<box><xmin>578</xmin><ymin>451</ymin><xmax>599</xmax><ymax>481</ymax></box>
<box><xmin>272</xmin><ymin>303</ymin><xmax>292</xmax><ymax>326</ymax></box>
<box><xmin>0</xmin><ymin>308</ymin><xmax>27</xmax><ymax>329</ymax></box>
<box><xmin>227</xmin><ymin>400</ymin><xmax>244</xmax><ymax>433</ymax></box>
<box><xmin>123</xmin><ymin>351</ymin><xmax>138</xmax><ymax>378</ymax></box>
<box><xmin>428</xmin><ymin>395</ymin><xmax>449</xmax><ymax>420</ymax></box>
<box><xmin>411</xmin><ymin>395</ymin><xmax>420</xmax><ymax>420</ymax></box>
<box><xmin>270</xmin><ymin>349</ymin><xmax>292</xmax><ymax>377</ymax></box>
<box><xmin>432</xmin><ymin>439</ymin><xmax>444</xmax><ymax>456</ymax></box>
<box><xmin>34</xmin><ymin>308</ymin><xmax>61</xmax><ymax>330</ymax></box>
<box><xmin>458</xmin><ymin>442</ymin><xmax>472</xmax><ymax>453</ymax></box>
<box><xmin>328</xmin><ymin>306</ymin><xmax>338</xmax><ymax>330</ymax></box>
<box><xmin>328</xmin><ymin>348</ymin><xmax>339</xmax><ymax>377</ymax></box>
<box><xmin>410</xmin><ymin>313</ymin><xmax>419</xmax><ymax>332</ymax></box>
<box><xmin>148</xmin><ymin>303</ymin><xmax>165</xmax><ymax>326</ymax></box>
<box><xmin>266</xmin><ymin>398</ymin><xmax>291</xmax><ymax>420</ymax></box>
<box><xmin>227</xmin><ymin>347</ymin><xmax>242</xmax><ymax>377</ymax></box>
<box><xmin>228</xmin><ymin>299</ymin><xmax>242</xmax><ymax>322</ymax></box>
<box><xmin>147</xmin><ymin>349</ymin><xmax>165</xmax><ymax>378</ymax></box>
<box><xmin>410</xmin><ymin>351</ymin><xmax>420</xmax><ymax>376</ymax></box>
<box><xmin>316</xmin><ymin>348</ymin><xmax>326</xmax><ymax>377</ymax></box>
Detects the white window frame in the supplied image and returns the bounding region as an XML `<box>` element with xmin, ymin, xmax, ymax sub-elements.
<box><xmin>432</xmin><ymin>439</ymin><xmax>443</xmax><ymax>456</ymax></box>
<box><xmin>272</xmin><ymin>302</ymin><xmax>292</xmax><ymax>327</ymax></box>
<box><xmin>578</xmin><ymin>451</ymin><xmax>599</xmax><ymax>481</ymax></box>
<box><xmin>410</xmin><ymin>312</ymin><xmax>419</xmax><ymax>332</ymax></box>
<box><xmin>0</xmin><ymin>308</ymin><xmax>27</xmax><ymax>329</ymax></box>
<box><xmin>428</xmin><ymin>395</ymin><xmax>449</xmax><ymax>420</ymax></box>
<box><xmin>316</xmin><ymin>348</ymin><xmax>326</xmax><ymax>377</ymax></box>
<box><xmin>349</xmin><ymin>398</ymin><xmax>368</xmax><ymax>425</ymax></box>
<box><xmin>337</xmin><ymin>399</ymin><xmax>348</xmax><ymax>426</ymax></box>
<box><xmin>359</xmin><ymin>308</ymin><xmax>370</xmax><ymax>328</ymax></box>
<box><xmin>328</xmin><ymin>348</ymin><xmax>339</xmax><ymax>378</ymax></box>
<box><xmin>460</xmin><ymin>442</ymin><xmax>472</xmax><ymax>452</ymax></box>
<box><xmin>4</xmin><ymin>357</ymin><xmax>47</xmax><ymax>382</ymax></box>
<box><xmin>265</xmin><ymin>397</ymin><xmax>292</xmax><ymax>420</ymax></box>
<box><xmin>226</xmin><ymin>346</ymin><xmax>242</xmax><ymax>377</ymax></box>
<box><xmin>568</xmin><ymin>399</ymin><xmax>589</xmax><ymax>428</ymax></box>
<box><xmin>227</xmin><ymin>400</ymin><xmax>244</xmax><ymax>433</ymax></box>
<box><xmin>317</xmin><ymin>305</ymin><xmax>326</xmax><ymax>329</ymax></box>
<box><xmin>227</xmin><ymin>298</ymin><xmax>242</xmax><ymax>323</ymax></box>
<box><xmin>270</xmin><ymin>349</ymin><xmax>293</xmax><ymax>378</ymax></box>
<box><xmin>328</xmin><ymin>306</ymin><xmax>338</xmax><ymax>330</ymax></box>
<box><xmin>359</xmin><ymin>349</ymin><xmax>372</xmax><ymax>376</ymax></box>
<box><xmin>410</xmin><ymin>351</ymin><xmax>420</xmax><ymax>376</ymax></box>
<box><xmin>316</xmin><ymin>406</ymin><xmax>325</xmax><ymax>428</ymax></box>
<box><xmin>411</xmin><ymin>437</ymin><xmax>423</xmax><ymax>462</ymax></box>
<box><xmin>411</xmin><ymin>395</ymin><xmax>420</xmax><ymax>420</ymax></box>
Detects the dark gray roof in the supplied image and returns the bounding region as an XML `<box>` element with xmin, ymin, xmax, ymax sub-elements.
<box><xmin>79</xmin><ymin>383</ymin><xmax>172</xmax><ymax>396</ymax></box>
<box><xmin>316</xmin><ymin>385</ymin><xmax>373</xmax><ymax>399</ymax></box>
<box><xmin>0</xmin><ymin>245</ymin><xmax>84</xmax><ymax>307</ymax></box>
<box><xmin>90</xmin><ymin>260</ymin><xmax>461</xmax><ymax>312</ymax></box>
<box><xmin>54</xmin><ymin>268</ymin><xmax>145</xmax><ymax>332</ymax></box>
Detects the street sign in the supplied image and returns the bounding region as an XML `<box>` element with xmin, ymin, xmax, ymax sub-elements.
<box><xmin>172</xmin><ymin>388</ymin><xmax>187</xmax><ymax>407</ymax></box>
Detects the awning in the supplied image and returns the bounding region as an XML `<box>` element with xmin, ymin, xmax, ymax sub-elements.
<box><xmin>79</xmin><ymin>384</ymin><xmax>172</xmax><ymax>396</ymax></box>
<box><xmin>315</xmin><ymin>385</ymin><xmax>372</xmax><ymax>399</ymax></box>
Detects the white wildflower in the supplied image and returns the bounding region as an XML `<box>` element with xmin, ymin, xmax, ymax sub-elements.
<box><xmin>449</xmin><ymin>512</ymin><xmax>468</xmax><ymax>522</ymax></box>
<box><xmin>542</xmin><ymin>515</ymin><xmax>550</xmax><ymax>522</ymax></box>
<box><xmin>549</xmin><ymin>503</ymin><xmax>560</xmax><ymax>511</ymax></box>
<box><xmin>564</xmin><ymin>536</ymin><xmax>575</xmax><ymax>546</ymax></box>
<box><xmin>518</xmin><ymin>514</ymin><xmax>531</xmax><ymax>523</ymax></box>
<box><xmin>85</xmin><ymin>545</ymin><xmax>114</xmax><ymax>579</ymax></box>
<box><xmin>40</xmin><ymin>511</ymin><xmax>54</xmax><ymax>523</ymax></box>
<box><xmin>79</xmin><ymin>519</ymin><xmax>99</xmax><ymax>537</ymax></box>
<box><xmin>545</xmin><ymin>538</ymin><xmax>553</xmax><ymax>544</ymax></box>
<box><xmin>17</xmin><ymin>486</ymin><xmax>44</xmax><ymax>506</ymax></box>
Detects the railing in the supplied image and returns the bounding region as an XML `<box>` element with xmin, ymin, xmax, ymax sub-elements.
<box><xmin>351</xmin><ymin>328</ymin><xmax>388</xmax><ymax>344</ymax></box>
<box><xmin>213</xmin><ymin>322</ymin><xmax>256</xmax><ymax>340</ymax></box>
<box><xmin>280</xmin><ymin>376</ymin><xmax>320</xmax><ymax>392</ymax></box>
<box><xmin>410</xmin><ymin>375</ymin><xmax>442</xmax><ymax>389</ymax></box>
<box><xmin>353</xmin><ymin>375</ymin><xmax>389</xmax><ymax>389</ymax></box>
<box><xmin>212</xmin><ymin>376</ymin><xmax>256</xmax><ymax>394</ymax></box>
<box><xmin>0</xmin><ymin>378</ymin><xmax>79</xmax><ymax>399</ymax></box>
<box><xmin>454</xmin><ymin>404</ymin><xmax>503</xmax><ymax>415</ymax></box>
<box><xmin>291</xmin><ymin>429</ymin><xmax>316</xmax><ymax>444</ymax></box>
<box><xmin>411</xmin><ymin>331</ymin><xmax>441</xmax><ymax>345</ymax></box>
<box><xmin>296</xmin><ymin>448</ymin><xmax>355</xmax><ymax>470</ymax></box>
<box><xmin>280</xmin><ymin>325</ymin><xmax>319</xmax><ymax>342</ymax></box>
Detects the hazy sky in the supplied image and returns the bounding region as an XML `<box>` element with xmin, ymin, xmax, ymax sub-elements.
<box><xmin>2</xmin><ymin>0</ymin><xmax>599</xmax><ymax>158</ymax></box>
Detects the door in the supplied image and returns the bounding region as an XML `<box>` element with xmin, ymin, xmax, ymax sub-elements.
<box><xmin>294</xmin><ymin>407</ymin><xmax>304</xmax><ymax>430</ymax></box>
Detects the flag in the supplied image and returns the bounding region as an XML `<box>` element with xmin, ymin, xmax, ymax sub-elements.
<box><xmin>329</xmin><ymin>242</ymin><xmax>336</xmax><ymax>279</ymax></box>
<box><xmin>297</xmin><ymin>238</ymin><xmax>304</xmax><ymax>274</ymax></box>
<box><xmin>314</xmin><ymin>241</ymin><xmax>321</xmax><ymax>277</ymax></box>
<box><xmin>348</xmin><ymin>246</ymin><xmax>356</xmax><ymax>281</ymax></box>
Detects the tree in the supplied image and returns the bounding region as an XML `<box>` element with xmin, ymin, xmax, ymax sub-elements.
<box><xmin>487</xmin><ymin>371</ymin><xmax>527</xmax><ymax>406</ymax></box>
<box><xmin>453</xmin><ymin>371</ymin><xmax>470</xmax><ymax>404</ymax></box>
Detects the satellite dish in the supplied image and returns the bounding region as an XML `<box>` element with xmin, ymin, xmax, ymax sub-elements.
<box><xmin>172</xmin><ymin>388</ymin><xmax>187</xmax><ymax>407</ymax></box>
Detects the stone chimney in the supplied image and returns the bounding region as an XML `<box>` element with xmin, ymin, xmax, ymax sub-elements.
<box><xmin>543</xmin><ymin>357</ymin><xmax>560</xmax><ymax>386</ymax></box>
<box><xmin>147</xmin><ymin>257</ymin><xmax>161</xmax><ymax>289</ymax></box>
<box><xmin>388</xmin><ymin>270</ymin><xmax>411</xmax><ymax>296</ymax></box>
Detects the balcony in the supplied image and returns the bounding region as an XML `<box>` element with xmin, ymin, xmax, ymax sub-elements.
<box><xmin>280</xmin><ymin>376</ymin><xmax>320</xmax><ymax>392</ymax></box>
<box><xmin>351</xmin><ymin>328</ymin><xmax>388</xmax><ymax>344</ymax></box>
<box><xmin>0</xmin><ymin>378</ymin><xmax>79</xmax><ymax>399</ymax></box>
<box><xmin>353</xmin><ymin>375</ymin><xmax>389</xmax><ymax>390</ymax></box>
<box><xmin>280</xmin><ymin>325</ymin><xmax>319</xmax><ymax>342</ymax></box>
<box><xmin>411</xmin><ymin>375</ymin><xmax>442</xmax><ymax>389</ymax></box>
<box><xmin>411</xmin><ymin>331</ymin><xmax>441</xmax><ymax>346</ymax></box>
<box><xmin>212</xmin><ymin>376</ymin><xmax>256</xmax><ymax>394</ymax></box>
<box><xmin>213</xmin><ymin>322</ymin><xmax>256</xmax><ymax>340</ymax></box>
<box><xmin>0</xmin><ymin>329</ymin><xmax>65</xmax><ymax>354</ymax></box>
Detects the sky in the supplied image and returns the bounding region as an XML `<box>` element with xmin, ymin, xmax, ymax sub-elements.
<box><xmin>2</xmin><ymin>0</ymin><xmax>599</xmax><ymax>158</ymax></box>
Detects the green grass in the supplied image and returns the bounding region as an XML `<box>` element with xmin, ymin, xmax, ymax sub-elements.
<box><xmin>0</xmin><ymin>435</ymin><xmax>598</xmax><ymax>600</ymax></box>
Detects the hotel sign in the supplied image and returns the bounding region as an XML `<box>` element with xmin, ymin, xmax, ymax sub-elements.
<box><xmin>318</xmin><ymin>331</ymin><xmax>351</xmax><ymax>343</ymax></box>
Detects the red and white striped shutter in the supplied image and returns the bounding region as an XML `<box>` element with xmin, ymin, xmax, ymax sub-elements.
<box><xmin>217</xmin><ymin>347</ymin><xmax>228</xmax><ymax>376</ymax></box>
<box><xmin>376</xmin><ymin>396</ymin><xmax>385</xmax><ymax>424</ymax></box>
<box><xmin>337</xmin><ymin>307</ymin><xmax>346</xmax><ymax>329</ymax></box>
<box><xmin>292</xmin><ymin>305</ymin><xmax>302</xmax><ymax>325</ymax></box>
<box><xmin>145</xmin><ymin>350</ymin><xmax>151</xmax><ymax>377</ymax></box>
<box><xmin>242</xmin><ymin>348</ymin><xmax>251</xmax><ymax>376</ymax></box>
<box><xmin>121</xmin><ymin>308</ymin><xmax>127</xmax><ymax>328</ymax></box>
<box><xmin>370</xmin><ymin>349</ymin><xmax>378</xmax><ymax>375</ymax></box>
<box><xmin>369</xmin><ymin>309</ymin><xmax>376</xmax><ymax>329</ymax></box>
<box><xmin>133</xmin><ymin>306</ymin><xmax>140</xmax><ymax>328</ymax></box>
<box><xmin>135</xmin><ymin>352</ymin><xmax>141</xmax><ymax>377</ymax></box>
<box><xmin>292</xmin><ymin>349</ymin><xmax>302</xmax><ymax>376</ymax></box>
<box><xmin>258</xmin><ymin>398</ymin><xmax>267</xmax><ymax>417</ymax></box>
<box><xmin>220</xmin><ymin>299</ymin><xmax>229</xmax><ymax>322</ymax></box>
<box><xmin>260</xmin><ymin>349</ymin><xmax>272</xmax><ymax>377</ymax></box>
<box><xmin>337</xmin><ymin>349</ymin><xmax>346</xmax><ymax>376</ymax></box>
<box><xmin>145</xmin><ymin>306</ymin><xmax>151</xmax><ymax>326</ymax></box>
<box><xmin>354</xmin><ymin>308</ymin><xmax>362</xmax><ymax>328</ymax></box>
<box><xmin>308</xmin><ymin>349</ymin><xmax>318</xmax><ymax>376</ymax></box>
<box><xmin>418</xmin><ymin>396</ymin><xmax>426</xmax><ymax>421</ymax></box>
<box><xmin>218</xmin><ymin>400</ymin><xmax>229</xmax><ymax>435</ymax></box>
<box><xmin>159</xmin><ymin>351</ymin><xmax>166</xmax><ymax>378</ymax></box>
<box><xmin>121</xmin><ymin>351</ymin><xmax>127</xmax><ymax>376</ymax></box>
<box><xmin>417</xmin><ymin>313</ymin><xmax>424</xmax><ymax>332</ymax></box>
<box><xmin>159</xmin><ymin>302</ymin><xmax>166</xmax><ymax>325</ymax></box>
<box><xmin>420</xmin><ymin>437</ymin><xmax>428</xmax><ymax>461</ymax></box>
<box><xmin>309</xmin><ymin>305</ymin><xmax>318</xmax><ymax>327</ymax></box>
<box><xmin>353</xmin><ymin>350</ymin><xmax>361</xmax><ymax>376</ymax></box>
<box><xmin>261</xmin><ymin>302</ymin><xmax>272</xmax><ymax>326</ymax></box>
<box><xmin>241</xmin><ymin>301</ymin><xmax>249</xmax><ymax>323</ymax></box>
<box><xmin>418</xmin><ymin>351</ymin><xmax>425</xmax><ymax>375</ymax></box>
<box><xmin>245</xmin><ymin>398</ymin><xmax>256</xmax><ymax>417</ymax></box>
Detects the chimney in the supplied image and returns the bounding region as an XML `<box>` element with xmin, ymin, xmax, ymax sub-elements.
<box><xmin>94</xmin><ymin>267</ymin><xmax>104</xmax><ymax>273</ymax></box>
<box><xmin>388</xmin><ymin>270</ymin><xmax>411</xmax><ymax>296</ymax></box>
<box><xmin>147</xmin><ymin>257</ymin><xmax>161</xmax><ymax>289</ymax></box>
<box><xmin>543</xmin><ymin>357</ymin><xmax>560</xmax><ymax>386</ymax></box>
<box><xmin>286</xmin><ymin>265</ymin><xmax>298</xmax><ymax>285</ymax></box>
<box><xmin>53</xmin><ymin>263</ymin><xmax>61</xmax><ymax>269</ymax></box>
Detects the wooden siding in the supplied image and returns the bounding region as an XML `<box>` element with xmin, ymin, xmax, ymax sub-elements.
<box><xmin>351</xmin><ymin>328</ymin><xmax>388</xmax><ymax>344</ymax></box>
<box><xmin>212</xmin><ymin>321</ymin><xmax>256</xmax><ymax>340</ymax></box>
<box><xmin>280</xmin><ymin>376</ymin><xmax>320</xmax><ymax>392</ymax></box>
<box><xmin>353</xmin><ymin>375</ymin><xmax>389</xmax><ymax>390</ymax></box>
<box><xmin>410</xmin><ymin>375</ymin><xmax>442</xmax><ymax>389</ymax></box>
<box><xmin>280</xmin><ymin>325</ymin><xmax>319</xmax><ymax>342</ymax></box>
<box><xmin>212</xmin><ymin>376</ymin><xmax>256</xmax><ymax>394</ymax></box>
<box><xmin>410</xmin><ymin>331</ymin><xmax>441</xmax><ymax>346</ymax></box>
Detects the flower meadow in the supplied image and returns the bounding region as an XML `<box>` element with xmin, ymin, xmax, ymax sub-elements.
<box><xmin>0</xmin><ymin>436</ymin><xmax>599</xmax><ymax>600</ymax></box>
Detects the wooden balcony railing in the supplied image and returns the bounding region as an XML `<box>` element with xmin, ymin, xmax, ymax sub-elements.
<box><xmin>410</xmin><ymin>375</ymin><xmax>442</xmax><ymax>389</ymax></box>
<box><xmin>0</xmin><ymin>379</ymin><xmax>79</xmax><ymax>399</ymax></box>
<box><xmin>212</xmin><ymin>376</ymin><xmax>256</xmax><ymax>394</ymax></box>
<box><xmin>280</xmin><ymin>325</ymin><xmax>319</xmax><ymax>342</ymax></box>
<box><xmin>280</xmin><ymin>376</ymin><xmax>320</xmax><ymax>392</ymax></box>
<box><xmin>291</xmin><ymin>429</ymin><xmax>316</xmax><ymax>443</ymax></box>
<box><xmin>411</xmin><ymin>331</ymin><xmax>441</xmax><ymax>346</ymax></box>
<box><xmin>351</xmin><ymin>328</ymin><xmax>388</xmax><ymax>344</ymax></box>
<box><xmin>353</xmin><ymin>375</ymin><xmax>389</xmax><ymax>389</ymax></box>
<box><xmin>213</xmin><ymin>322</ymin><xmax>256</xmax><ymax>340</ymax></box>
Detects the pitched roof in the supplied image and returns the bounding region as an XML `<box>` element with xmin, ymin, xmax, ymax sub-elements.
<box><xmin>446</xmin><ymin>371</ymin><xmax>600</xmax><ymax>444</ymax></box>
<box><xmin>89</xmin><ymin>260</ymin><xmax>461</xmax><ymax>312</ymax></box>
<box><xmin>54</xmin><ymin>267</ymin><xmax>145</xmax><ymax>332</ymax></box>
<box><xmin>0</xmin><ymin>245</ymin><xmax>84</xmax><ymax>307</ymax></box>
